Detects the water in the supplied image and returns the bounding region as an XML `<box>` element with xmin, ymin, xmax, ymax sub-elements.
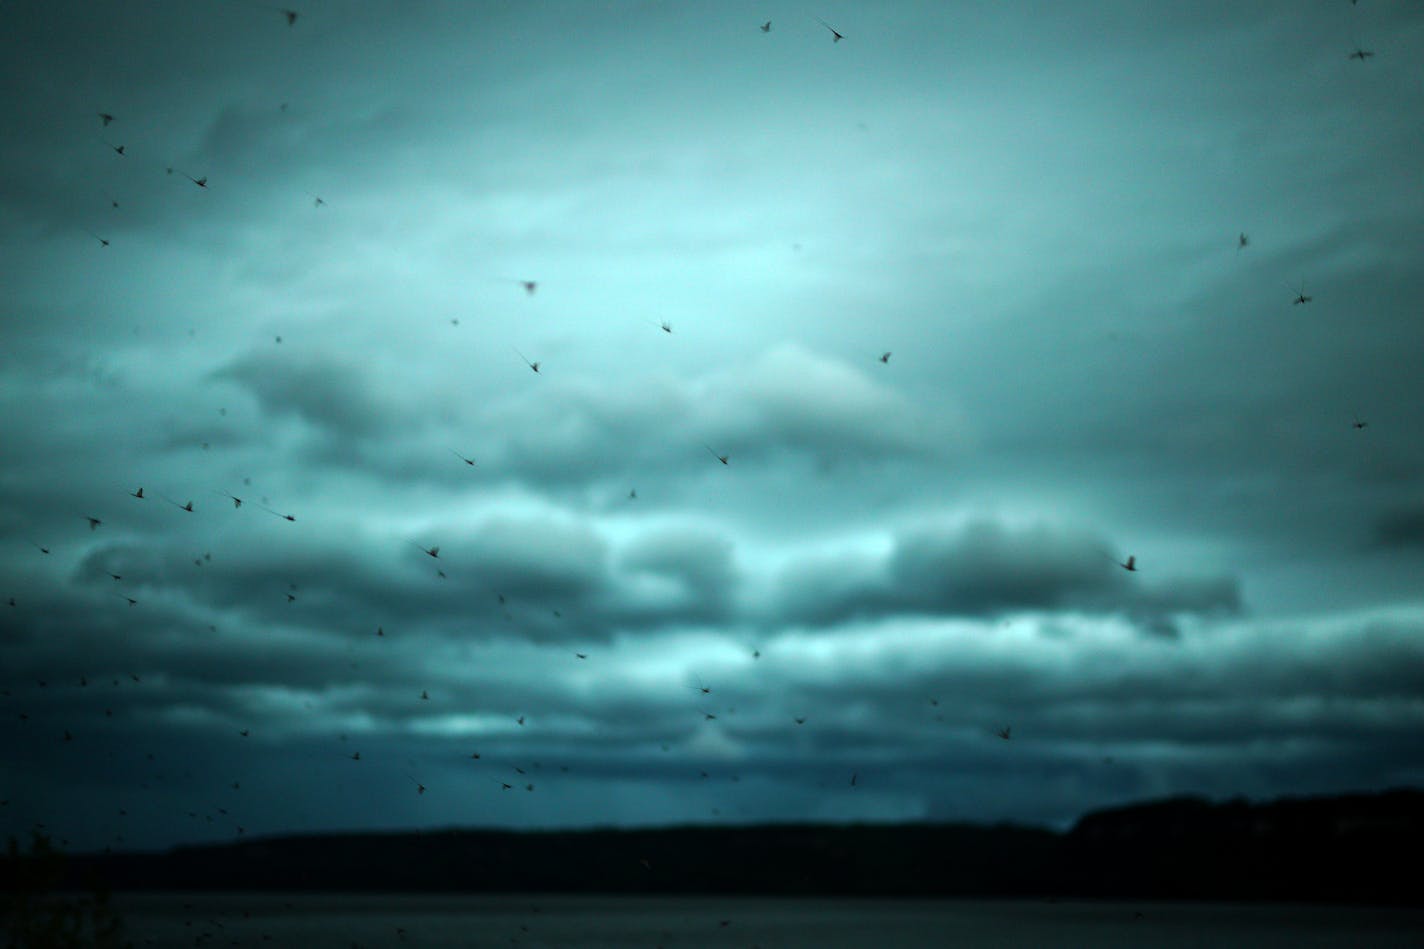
<box><xmin>109</xmin><ymin>893</ymin><xmax>1424</xmax><ymax>948</ymax></box>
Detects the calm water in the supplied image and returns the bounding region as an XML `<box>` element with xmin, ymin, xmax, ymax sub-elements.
<box><xmin>107</xmin><ymin>893</ymin><xmax>1424</xmax><ymax>948</ymax></box>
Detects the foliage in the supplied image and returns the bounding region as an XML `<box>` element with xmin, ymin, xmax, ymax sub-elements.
<box><xmin>1</xmin><ymin>834</ymin><xmax>128</xmax><ymax>949</ymax></box>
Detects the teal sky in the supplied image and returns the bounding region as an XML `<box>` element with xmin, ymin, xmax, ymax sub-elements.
<box><xmin>2</xmin><ymin>0</ymin><xmax>1423</xmax><ymax>852</ymax></box>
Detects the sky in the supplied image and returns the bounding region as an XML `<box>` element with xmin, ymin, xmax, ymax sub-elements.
<box><xmin>2</xmin><ymin>0</ymin><xmax>1423</xmax><ymax>854</ymax></box>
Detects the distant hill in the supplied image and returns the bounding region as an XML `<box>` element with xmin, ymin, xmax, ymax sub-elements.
<box><xmin>1064</xmin><ymin>788</ymin><xmax>1424</xmax><ymax>903</ymax></box>
<box><xmin>5</xmin><ymin>789</ymin><xmax>1421</xmax><ymax>903</ymax></box>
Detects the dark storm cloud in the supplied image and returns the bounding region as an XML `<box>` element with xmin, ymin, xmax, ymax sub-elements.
<box><xmin>448</xmin><ymin>515</ymin><xmax>610</xmax><ymax>602</ymax></box>
<box><xmin>64</xmin><ymin>517</ymin><xmax>598</xmax><ymax>645</ymax></box>
<box><xmin>617</xmin><ymin>525</ymin><xmax>740</xmax><ymax>621</ymax></box>
<box><xmin>213</xmin><ymin>352</ymin><xmax>403</xmax><ymax>439</ymax></box>
<box><xmin>8</xmin><ymin>603</ymin><xmax>1422</xmax><ymax>844</ymax></box>
<box><xmin>52</xmin><ymin>510</ymin><xmax>746</xmax><ymax>655</ymax></box>
<box><xmin>1370</xmin><ymin>503</ymin><xmax>1424</xmax><ymax>550</ymax></box>
<box><xmin>890</xmin><ymin>520</ymin><xmax>1123</xmax><ymax>613</ymax></box>
<box><xmin>769</xmin><ymin>518</ymin><xmax>1240</xmax><ymax>633</ymax></box>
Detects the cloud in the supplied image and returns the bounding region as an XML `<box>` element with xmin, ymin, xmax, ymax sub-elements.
<box><xmin>55</xmin><ymin>509</ymin><xmax>747</xmax><ymax>654</ymax></box>
<box><xmin>890</xmin><ymin>519</ymin><xmax>1115</xmax><ymax>613</ymax></box>
<box><xmin>212</xmin><ymin>351</ymin><xmax>406</xmax><ymax>440</ymax></box>
<box><xmin>455</xmin><ymin>515</ymin><xmax>611</xmax><ymax>602</ymax></box>
<box><xmin>330</xmin><ymin>343</ymin><xmax>960</xmax><ymax>496</ymax></box>
<box><xmin>1371</xmin><ymin>503</ymin><xmax>1424</xmax><ymax>550</ymax></box>
<box><xmin>614</xmin><ymin>524</ymin><xmax>741</xmax><ymax>622</ymax></box>
<box><xmin>768</xmin><ymin>518</ymin><xmax>1240</xmax><ymax>633</ymax></box>
<box><xmin>699</xmin><ymin>343</ymin><xmax>956</xmax><ymax>464</ymax></box>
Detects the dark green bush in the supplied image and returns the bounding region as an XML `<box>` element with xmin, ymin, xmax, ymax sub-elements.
<box><xmin>1</xmin><ymin>835</ymin><xmax>128</xmax><ymax>949</ymax></box>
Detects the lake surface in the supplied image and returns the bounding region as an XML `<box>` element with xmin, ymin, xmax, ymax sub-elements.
<box><xmin>111</xmin><ymin>893</ymin><xmax>1424</xmax><ymax>948</ymax></box>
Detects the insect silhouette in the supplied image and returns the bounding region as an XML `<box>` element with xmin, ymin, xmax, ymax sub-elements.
<box><xmin>1349</xmin><ymin>45</ymin><xmax>1375</xmax><ymax>61</ymax></box>
<box><xmin>793</xmin><ymin>717</ymin><xmax>806</xmax><ymax>725</ymax></box>
<box><xmin>103</xmin><ymin>141</ymin><xmax>124</xmax><ymax>156</ymax></box>
<box><xmin>575</xmin><ymin>653</ymin><xmax>587</xmax><ymax>659</ymax></box>
<box><xmin>230</xmin><ymin>1</ymin><xmax>299</xmax><ymax>26</ymax></box>
<box><xmin>1119</xmin><ymin>555</ymin><xmax>1137</xmax><ymax>572</ymax></box>
<box><xmin>996</xmin><ymin>725</ymin><xmax>1012</xmax><ymax>741</ymax></box>
<box><xmin>215</xmin><ymin>492</ymin><xmax>243</xmax><ymax>509</ymax></box>
<box><xmin>130</xmin><ymin>487</ymin><xmax>144</xmax><ymax>499</ymax></box>
<box><xmin>1351</xmin><ymin>416</ymin><xmax>1369</xmax><ymax>430</ymax></box>
<box><xmin>850</xmin><ymin>772</ymin><xmax>858</xmax><ymax>787</ymax></box>
<box><xmin>517</xmin><ymin>715</ymin><xmax>525</xmax><ymax>726</ymax></box>
<box><xmin>520</xmin><ymin>280</ymin><xmax>537</xmax><ymax>295</ymax></box>
<box><xmin>412</xmin><ymin>543</ymin><xmax>439</xmax><ymax>559</ymax></box>
<box><xmin>167</xmin><ymin>168</ymin><xmax>208</xmax><ymax>188</ymax></box>
<box><xmin>704</xmin><ymin>444</ymin><xmax>729</xmax><ymax>465</ymax></box>
<box><xmin>660</xmin><ymin>320</ymin><xmax>672</xmax><ymax>333</ymax></box>
<box><xmin>99</xmin><ymin>112</ymin><xmax>115</xmax><ymax>126</ymax></box>
<box><xmin>1292</xmin><ymin>284</ymin><xmax>1312</xmax><ymax>305</ymax></box>
<box><xmin>420</xmin><ymin>690</ymin><xmax>429</xmax><ymax>701</ymax></box>
<box><xmin>85</xmin><ymin>230</ymin><xmax>110</xmax><ymax>247</ymax></box>
<box><xmin>162</xmin><ymin>496</ymin><xmax>194</xmax><ymax>513</ymax></box>
<box><xmin>514</xmin><ymin>348</ymin><xmax>540</xmax><ymax>373</ymax></box>
<box><xmin>761</xmin><ymin>20</ymin><xmax>771</xmax><ymax>32</ymax></box>
<box><xmin>628</xmin><ymin>488</ymin><xmax>637</xmax><ymax>500</ymax></box>
<box><xmin>117</xmin><ymin>594</ymin><xmax>138</xmax><ymax>607</ymax></box>
<box><xmin>815</xmin><ymin>17</ymin><xmax>844</xmax><ymax>42</ymax></box>
<box><xmin>879</xmin><ymin>352</ymin><xmax>891</xmax><ymax>364</ymax></box>
<box><xmin>701</xmin><ymin>711</ymin><xmax>717</xmax><ymax>721</ymax></box>
<box><xmin>84</xmin><ymin>516</ymin><xmax>102</xmax><ymax>531</ymax></box>
<box><xmin>255</xmin><ymin>501</ymin><xmax>295</xmax><ymax>521</ymax></box>
<box><xmin>107</xmin><ymin>573</ymin><xmax>121</xmax><ymax>581</ymax></box>
<box><xmin>405</xmin><ymin>774</ymin><xmax>426</xmax><ymax>795</ymax></box>
<box><xmin>239</xmin><ymin>729</ymin><xmax>249</xmax><ymax>738</ymax></box>
<box><xmin>450</xmin><ymin>449</ymin><xmax>476</xmax><ymax>467</ymax></box>
<box><xmin>1238</xmin><ymin>232</ymin><xmax>1249</xmax><ymax>250</ymax></box>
